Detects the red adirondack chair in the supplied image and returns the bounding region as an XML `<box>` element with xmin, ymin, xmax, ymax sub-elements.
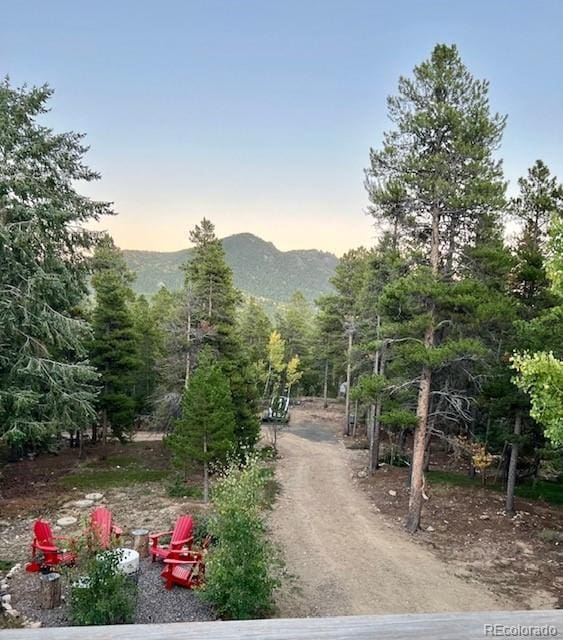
<box><xmin>160</xmin><ymin>534</ymin><xmax>210</xmax><ymax>590</ymax></box>
<box><xmin>90</xmin><ymin>507</ymin><xmax>123</xmax><ymax>549</ymax></box>
<box><xmin>149</xmin><ymin>514</ymin><xmax>193</xmax><ymax>562</ymax></box>
<box><xmin>26</xmin><ymin>520</ymin><xmax>77</xmax><ymax>572</ymax></box>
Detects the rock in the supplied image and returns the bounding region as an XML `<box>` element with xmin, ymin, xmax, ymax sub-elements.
<box><xmin>357</xmin><ymin>470</ymin><xmax>368</xmax><ymax>479</ymax></box>
<box><xmin>57</xmin><ymin>516</ymin><xmax>78</xmax><ymax>527</ymax></box>
<box><xmin>479</xmin><ymin>514</ymin><xmax>490</xmax><ymax>520</ymax></box>
<box><xmin>515</xmin><ymin>541</ymin><xmax>534</xmax><ymax>556</ymax></box>
<box><xmin>1</xmin><ymin>594</ymin><xmax>11</xmax><ymax>604</ymax></box>
<box><xmin>5</xmin><ymin>608</ymin><xmax>19</xmax><ymax>618</ymax></box>
<box><xmin>388</xmin><ymin>489</ymin><xmax>397</xmax><ymax>497</ymax></box>
<box><xmin>426</xmin><ymin>526</ymin><xmax>435</xmax><ymax>532</ymax></box>
<box><xmin>0</xmin><ymin>520</ymin><xmax>10</xmax><ymax>528</ymax></box>
<box><xmin>85</xmin><ymin>492</ymin><xmax>104</xmax><ymax>501</ymax></box>
<box><xmin>28</xmin><ymin>621</ymin><xmax>42</xmax><ymax>629</ymax></box>
<box><xmin>73</xmin><ymin>499</ymin><xmax>94</xmax><ymax>509</ymax></box>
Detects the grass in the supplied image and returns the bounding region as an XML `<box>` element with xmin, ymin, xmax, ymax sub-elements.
<box><xmin>428</xmin><ymin>470</ymin><xmax>563</xmax><ymax>506</ymax></box>
<box><xmin>0</xmin><ymin>559</ymin><xmax>14</xmax><ymax>572</ymax></box>
<box><xmin>60</xmin><ymin>465</ymin><xmax>168</xmax><ymax>490</ymax></box>
<box><xmin>59</xmin><ymin>445</ymin><xmax>171</xmax><ymax>490</ymax></box>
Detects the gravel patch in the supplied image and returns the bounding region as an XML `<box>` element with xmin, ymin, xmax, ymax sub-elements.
<box><xmin>10</xmin><ymin>559</ymin><xmax>215</xmax><ymax>627</ymax></box>
<box><xmin>135</xmin><ymin>561</ymin><xmax>215</xmax><ymax>624</ymax></box>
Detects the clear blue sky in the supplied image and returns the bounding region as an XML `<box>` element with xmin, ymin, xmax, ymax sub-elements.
<box><xmin>2</xmin><ymin>1</ymin><xmax>562</xmax><ymax>254</ymax></box>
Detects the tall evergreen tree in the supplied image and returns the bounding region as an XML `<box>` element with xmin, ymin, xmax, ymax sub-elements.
<box><xmin>157</xmin><ymin>219</ymin><xmax>260</xmax><ymax>448</ymax></box>
<box><xmin>365</xmin><ymin>44</ymin><xmax>507</xmax><ymax>532</ymax></box>
<box><xmin>169</xmin><ymin>348</ymin><xmax>235</xmax><ymax>502</ymax></box>
<box><xmin>90</xmin><ymin>238</ymin><xmax>138</xmax><ymax>442</ymax></box>
<box><xmin>186</xmin><ymin>219</ymin><xmax>260</xmax><ymax>449</ymax></box>
<box><xmin>0</xmin><ymin>80</ymin><xmax>110</xmax><ymax>451</ymax></box>
<box><xmin>131</xmin><ymin>295</ymin><xmax>162</xmax><ymax>415</ymax></box>
<box><xmin>238</xmin><ymin>297</ymin><xmax>272</xmax><ymax>366</ymax></box>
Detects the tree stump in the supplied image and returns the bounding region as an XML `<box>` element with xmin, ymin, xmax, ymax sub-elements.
<box><xmin>132</xmin><ymin>528</ymin><xmax>149</xmax><ymax>559</ymax></box>
<box><xmin>40</xmin><ymin>573</ymin><xmax>61</xmax><ymax>609</ymax></box>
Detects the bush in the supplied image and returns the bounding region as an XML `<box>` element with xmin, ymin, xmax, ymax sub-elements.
<box><xmin>70</xmin><ymin>550</ymin><xmax>137</xmax><ymax>625</ymax></box>
<box><xmin>201</xmin><ymin>454</ymin><xmax>280</xmax><ymax>619</ymax></box>
<box><xmin>167</xmin><ymin>475</ymin><xmax>204</xmax><ymax>499</ymax></box>
<box><xmin>193</xmin><ymin>512</ymin><xmax>215</xmax><ymax>547</ymax></box>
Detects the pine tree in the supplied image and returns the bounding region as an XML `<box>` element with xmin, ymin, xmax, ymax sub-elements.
<box><xmin>314</xmin><ymin>294</ymin><xmax>343</xmax><ymax>407</ymax></box>
<box><xmin>275</xmin><ymin>292</ymin><xmax>315</xmax><ymax>394</ymax></box>
<box><xmin>366</xmin><ymin>44</ymin><xmax>507</xmax><ymax>532</ymax></box>
<box><xmin>156</xmin><ymin>219</ymin><xmax>260</xmax><ymax>449</ymax></box>
<box><xmin>0</xmin><ymin>79</ymin><xmax>110</xmax><ymax>451</ymax></box>
<box><xmin>90</xmin><ymin>238</ymin><xmax>138</xmax><ymax>442</ymax></box>
<box><xmin>238</xmin><ymin>297</ymin><xmax>272</xmax><ymax>367</ymax></box>
<box><xmin>131</xmin><ymin>295</ymin><xmax>162</xmax><ymax>415</ymax></box>
<box><xmin>169</xmin><ymin>348</ymin><xmax>235</xmax><ymax>502</ymax></box>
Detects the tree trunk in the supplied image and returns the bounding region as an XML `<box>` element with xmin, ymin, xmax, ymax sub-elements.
<box><xmin>323</xmin><ymin>359</ymin><xmax>329</xmax><ymax>409</ymax></box>
<box><xmin>506</xmin><ymin>413</ymin><xmax>522</xmax><ymax>514</ymax></box>
<box><xmin>344</xmin><ymin>329</ymin><xmax>353</xmax><ymax>436</ymax></box>
<box><xmin>405</xmin><ymin>209</ymin><xmax>439</xmax><ymax>534</ymax></box>
<box><xmin>40</xmin><ymin>572</ymin><xmax>61</xmax><ymax>609</ymax></box>
<box><xmin>184</xmin><ymin>307</ymin><xmax>191</xmax><ymax>389</ymax></box>
<box><xmin>208</xmin><ymin>277</ymin><xmax>213</xmax><ymax>319</ymax></box>
<box><xmin>352</xmin><ymin>400</ymin><xmax>358</xmax><ymax>437</ymax></box>
<box><xmin>405</xmin><ymin>363</ymin><xmax>431</xmax><ymax>533</ymax></box>
<box><xmin>92</xmin><ymin>422</ymin><xmax>98</xmax><ymax>444</ymax></box>
<box><xmin>203</xmin><ymin>433</ymin><xmax>209</xmax><ymax>503</ymax></box>
<box><xmin>101</xmin><ymin>409</ymin><xmax>108</xmax><ymax>446</ymax></box>
<box><xmin>263</xmin><ymin>363</ymin><xmax>271</xmax><ymax>400</ymax></box>
<box><xmin>369</xmin><ymin>340</ymin><xmax>386</xmax><ymax>474</ymax></box>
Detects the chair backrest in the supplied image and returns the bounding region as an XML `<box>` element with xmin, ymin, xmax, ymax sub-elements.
<box><xmin>91</xmin><ymin>507</ymin><xmax>112</xmax><ymax>548</ymax></box>
<box><xmin>33</xmin><ymin>520</ymin><xmax>54</xmax><ymax>545</ymax></box>
<box><xmin>170</xmin><ymin>515</ymin><xmax>193</xmax><ymax>548</ymax></box>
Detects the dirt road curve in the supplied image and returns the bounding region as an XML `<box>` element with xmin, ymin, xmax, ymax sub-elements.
<box><xmin>269</xmin><ymin>403</ymin><xmax>513</xmax><ymax>617</ymax></box>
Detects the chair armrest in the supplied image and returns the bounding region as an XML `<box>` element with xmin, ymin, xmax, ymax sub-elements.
<box><xmin>35</xmin><ymin>542</ymin><xmax>58</xmax><ymax>553</ymax></box>
<box><xmin>163</xmin><ymin>558</ymin><xmax>200</xmax><ymax>565</ymax></box>
<box><xmin>173</xmin><ymin>536</ymin><xmax>193</xmax><ymax>546</ymax></box>
<box><xmin>149</xmin><ymin>530</ymin><xmax>172</xmax><ymax>541</ymax></box>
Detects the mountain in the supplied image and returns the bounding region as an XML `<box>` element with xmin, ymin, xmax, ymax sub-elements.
<box><xmin>122</xmin><ymin>233</ymin><xmax>338</xmax><ymax>305</ymax></box>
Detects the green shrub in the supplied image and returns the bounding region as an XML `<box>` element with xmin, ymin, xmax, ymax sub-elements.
<box><xmin>201</xmin><ymin>454</ymin><xmax>281</xmax><ymax>619</ymax></box>
<box><xmin>193</xmin><ymin>512</ymin><xmax>215</xmax><ymax>547</ymax></box>
<box><xmin>70</xmin><ymin>550</ymin><xmax>137</xmax><ymax>625</ymax></box>
<box><xmin>167</xmin><ymin>475</ymin><xmax>204</xmax><ymax>499</ymax></box>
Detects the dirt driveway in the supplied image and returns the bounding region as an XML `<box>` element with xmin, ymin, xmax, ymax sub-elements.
<box><xmin>269</xmin><ymin>401</ymin><xmax>515</xmax><ymax>617</ymax></box>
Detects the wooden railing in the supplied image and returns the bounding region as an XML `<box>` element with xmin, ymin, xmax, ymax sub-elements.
<box><xmin>2</xmin><ymin>610</ymin><xmax>562</xmax><ymax>639</ymax></box>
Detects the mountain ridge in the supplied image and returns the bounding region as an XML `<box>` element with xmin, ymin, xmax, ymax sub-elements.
<box><xmin>122</xmin><ymin>232</ymin><xmax>338</xmax><ymax>305</ymax></box>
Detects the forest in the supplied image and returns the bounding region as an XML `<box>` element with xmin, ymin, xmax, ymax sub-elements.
<box><xmin>0</xmin><ymin>42</ymin><xmax>562</xmax><ymax>628</ymax></box>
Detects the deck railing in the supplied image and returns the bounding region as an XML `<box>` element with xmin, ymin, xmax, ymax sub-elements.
<box><xmin>2</xmin><ymin>609</ymin><xmax>562</xmax><ymax>640</ymax></box>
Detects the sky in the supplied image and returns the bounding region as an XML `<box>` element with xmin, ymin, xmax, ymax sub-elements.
<box><xmin>2</xmin><ymin>0</ymin><xmax>563</xmax><ymax>255</ymax></box>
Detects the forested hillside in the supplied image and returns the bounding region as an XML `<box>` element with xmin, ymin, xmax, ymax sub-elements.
<box><xmin>123</xmin><ymin>233</ymin><xmax>337</xmax><ymax>304</ymax></box>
